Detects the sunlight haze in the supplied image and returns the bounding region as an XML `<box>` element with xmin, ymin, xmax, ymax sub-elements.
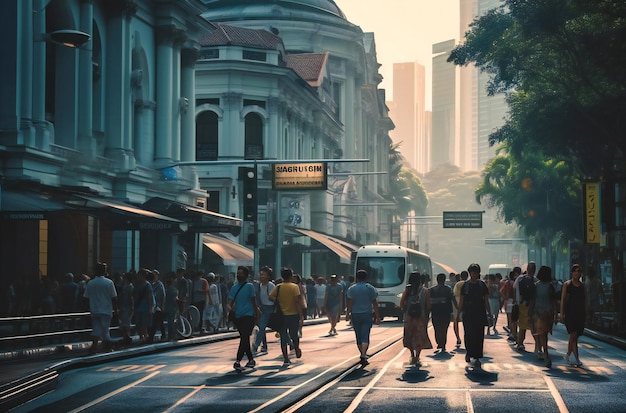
<box><xmin>335</xmin><ymin>0</ymin><xmax>459</xmax><ymax>108</ymax></box>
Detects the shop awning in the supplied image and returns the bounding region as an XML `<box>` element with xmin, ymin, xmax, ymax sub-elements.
<box><xmin>0</xmin><ymin>189</ymin><xmax>67</xmax><ymax>220</ymax></box>
<box><xmin>290</xmin><ymin>227</ymin><xmax>359</xmax><ymax>264</ymax></box>
<box><xmin>202</xmin><ymin>234</ymin><xmax>254</xmax><ymax>266</ymax></box>
<box><xmin>142</xmin><ymin>197</ymin><xmax>242</xmax><ymax>235</ymax></box>
<box><xmin>68</xmin><ymin>195</ymin><xmax>188</xmax><ymax>231</ymax></box>
<box><xmin>433</xmin><ymin>261</ymin><xmax>458</xmax><ymax>275</ymax></box>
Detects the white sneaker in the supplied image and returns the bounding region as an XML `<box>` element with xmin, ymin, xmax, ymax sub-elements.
<box><xmin>564</xmin><ymin>354</ymin><xmax>574</xmax><ymax>365</ymax></box>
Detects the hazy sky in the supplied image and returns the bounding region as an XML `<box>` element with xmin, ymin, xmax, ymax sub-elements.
<box><xmin>334</xmin><ymin>0</ymin><xmax>460</xmax><ymax>107</ymax></box>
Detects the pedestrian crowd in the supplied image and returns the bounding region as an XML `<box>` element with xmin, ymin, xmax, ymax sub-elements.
<box><xmin>3</xmin><ymin>259</ymin><xmax>591</xmax><ymax>372</ymax></box>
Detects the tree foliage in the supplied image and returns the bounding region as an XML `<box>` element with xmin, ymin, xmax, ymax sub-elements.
<box><xmin>448</xmin><ymin>0</ymin><xmax>626</xmax><ymax>244</ymax></box>
<box><xmin>388</xmin><ymin>142</ymin><xmax>428</xmax><ymax>217</ymax></box>
<box><xmin>449</xmin><ymin>0</ymin><xmax>626</xmax><ymax>178</ymax></box>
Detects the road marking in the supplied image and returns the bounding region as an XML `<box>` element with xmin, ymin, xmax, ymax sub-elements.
<box><xmin>162</xmin><ymin>385</ymin><xmax>205</xmax><ymax>413</ymax></box>
<box><xmin>67</xmin><ymin>371</ymin><xmax>159</xmax><ymax>413</ymax></box>
<box><xmin>281</xmin><ymin>334</ymin><xmax>404</xmax><ymax>413</ymax></box>
<box><xmin>544</xmin><ymin>375</ymin><xmax>569</xmax><ymax>413</ymax></box>
<box><xmin>344</xmin><ymin>348</ymin><xmax>407</xmax><ymax>413</ymax></box>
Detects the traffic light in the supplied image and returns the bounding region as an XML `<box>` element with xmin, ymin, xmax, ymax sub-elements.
<box><xmin>239</xmin><ymin>166</ymin><xmax>257</xmax><ymax>222</ymax></box>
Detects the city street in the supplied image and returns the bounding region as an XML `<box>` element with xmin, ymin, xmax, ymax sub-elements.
<box><xmin>10</xmin><ymin>318</ymin><xmax>626</xmax><ymax>413</ymax></box>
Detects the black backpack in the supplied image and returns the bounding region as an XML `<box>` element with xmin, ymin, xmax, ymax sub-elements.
<box><xmin>518</xmin><ymin>276</ymin><xmax>536</xmax><ymax>303</ymax></box>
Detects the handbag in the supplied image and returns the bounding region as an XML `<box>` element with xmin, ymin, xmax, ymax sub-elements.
<box><xmin>267</xmin><ymin>285</ymin><xmax>284</xmax><ymax>331</ymax></box>
<box><xmin>228</xmin><ymin>283</ymin><xmax>245</xmax><ymax>323</ymax></box>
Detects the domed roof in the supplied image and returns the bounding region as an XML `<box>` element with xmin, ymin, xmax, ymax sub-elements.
<box><xmin>202</xmin><ymin>0</ymin><xmax>348</xmax><ymax>22</ymax></box>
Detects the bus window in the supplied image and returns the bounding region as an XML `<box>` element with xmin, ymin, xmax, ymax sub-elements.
<box><xmin>356</xmin><ymin>256</ymin><xmax>406</xmax><ymax>288</ymax></box>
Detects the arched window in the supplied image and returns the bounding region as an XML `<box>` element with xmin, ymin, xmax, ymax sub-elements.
<box><xmin>196</xmin><ymin>111</ymin><xmax>218</xmax><ymax>160</ymax></box>
<box><xmin>244</xmin><ymin>113</ymin><xmax>263</xmax><ymax>160</ymax></box>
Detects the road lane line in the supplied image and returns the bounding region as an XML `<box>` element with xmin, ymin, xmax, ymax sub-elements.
<box><xmin>268</xmin><ymin>334</ymin><xmax>402</xmax><ymax>413</ymax></box>
<box><xmin>544</xmin><ymin>375</ymin><xmax>569</xmax><ymax>413</ymax></box>
<box><xmin>343</xmin><ymin>348</ymin><xmax>407</xmax><ymax>413</ymax></box>
<box><xmin>162</xmin><ymin>385</ymin><xmax>205</xmax><ymax>413</ymax></box>
<box><xmin>67</xmin><ymin>371</ymin><xmax>159</xmax><ymax>413</ymax></box>
<box><xmin>466</xmin><ymin>389</ymin><xmax>474</xmax><ymax>413</ymax></box>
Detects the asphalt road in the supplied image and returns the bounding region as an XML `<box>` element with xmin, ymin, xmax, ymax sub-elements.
<box><xmin>9</xmin><ymin>318</ymin><xmax>626</xmax><ymax>413</ymax></box>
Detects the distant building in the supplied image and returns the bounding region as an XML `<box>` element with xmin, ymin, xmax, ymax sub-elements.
<box><xmin>388</xmin><ymin>62</ymin><xmax>428</xmax><ymax>174</ymax></box>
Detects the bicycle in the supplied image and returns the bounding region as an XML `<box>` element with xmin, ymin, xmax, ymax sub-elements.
<box><xmin>173</xmin><ymin>305</ymin><xmax>200</xmax><ymax>338</ymax></box>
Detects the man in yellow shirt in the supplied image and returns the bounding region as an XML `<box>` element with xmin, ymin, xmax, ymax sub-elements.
<box><xmin>270</xmin><ymin>268</ymin><xmax>304</xmax><ymax>365</ymax></box>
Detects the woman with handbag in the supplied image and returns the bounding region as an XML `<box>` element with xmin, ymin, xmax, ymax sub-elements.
<box><xmin>227</xmin><ymin>266</ymin><xmax>260</xmax><ymax>371</ymax></box>
<box><xmin>399</xmin><ymin>271</ymin><xmax>432</xmax><ymax>366</ymax></box>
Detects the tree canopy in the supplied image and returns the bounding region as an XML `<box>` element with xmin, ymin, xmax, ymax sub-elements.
<box><xmin>449</xmin><ymin>0</ymin><xmax>626</xmax><ymax>178</ymax></box>
<box><xmin>448</xmin><ymin>0</ymin><xmax>626</xmax><ymax>245</ymax></box>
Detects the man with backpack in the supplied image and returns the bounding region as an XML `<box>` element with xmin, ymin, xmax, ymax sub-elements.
<box><xmin>514</xmin><ymin>262</ymin><xmax>537</xmax><ymax>352</ymax></box>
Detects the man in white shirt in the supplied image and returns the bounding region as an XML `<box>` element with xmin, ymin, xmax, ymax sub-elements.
<box><xmin>84</xmin><ymin>262</ymin><xmax>117</xmax><ymax>354</ymax></box>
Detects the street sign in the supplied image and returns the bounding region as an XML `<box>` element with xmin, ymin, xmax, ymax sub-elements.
<box><xmin>442</xmin><ymin>211</ymin><xmax>483</xmax><ymax>228</ymax></box>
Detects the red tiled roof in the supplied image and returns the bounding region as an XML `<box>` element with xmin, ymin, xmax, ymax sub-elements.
<box><xmin>199</xmin><ymin>23</ymin><xmax>283</xmax><ymax>50</ymax></box>
<box><xmin>284</xmin><ymin>52</ymin><xmax>329</xmax><ymax>85</ymax></box>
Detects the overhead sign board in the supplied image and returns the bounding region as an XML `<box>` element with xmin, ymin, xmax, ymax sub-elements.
<box><xmin>443</xmin><ymin>211</ymin><xmax>483</xmax><ymax>228</ymax></box>
<box><xmin>272</xmin><ymin>162</ymin><xmax>327</xmax><ymax>190</ymax></box>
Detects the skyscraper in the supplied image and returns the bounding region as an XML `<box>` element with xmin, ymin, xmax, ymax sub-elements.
<box><xmin>388</xmin><ymin>62</ymin><xmax>428</xmax><ymax>173</ymax></box>
<box><xmin>431</xmin><ymin>39</ymin><xmax>459</xmax><ymax>169</ymax></box>
<box><xmin>459</xmin><ymin>0</ymin><xmax>508</xmax><ymax>170</ymax></box>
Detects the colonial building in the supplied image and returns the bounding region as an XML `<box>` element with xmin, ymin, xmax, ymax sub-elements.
<box><xmin>0</xmin><ymin>0</ymin><xmax>392</xmax><ymax>301</ymax></box>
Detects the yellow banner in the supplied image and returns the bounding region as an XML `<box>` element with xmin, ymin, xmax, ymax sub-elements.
<box><xmin>584</xmin><ymin>182</ymin><xmax>601</xmax><ymax>244</ymax></box>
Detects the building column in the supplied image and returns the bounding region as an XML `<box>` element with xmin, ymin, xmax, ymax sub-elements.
<box><xmin>344</xmin><ymin>70</ymin><xmax>356</xmax><ymax>161</ymax></box>
<box><xmin>180</xmin><ymin>49</ymin><xmax>196</xmax><ymax>162</ymax></box>
<box><xmin>78</xmin><ymin>0</ymin><xmax>94</xmax><ymax>158</ymax></box>
<box><xmin>32</xmin><ymin>0</ymin><xmax>50</xmax><ymax>149</ymax></box>
<box><xmin>267</xmin><ymin>96</ymin><xmax>280</xmax><ymax>159</ymax></box>
<box><xmin>155</xmin><ymin>28</ymin><xmax>175</xmax><ymax>165</ymax></box>
<box><xmin>171</xmin><ymin>45</ymin><xmax>182</xmax><ymax>162</ymax></box>
<box><xmin>105</xmin><ymin>7</ymin><xmax>133</xmax><ymax>169</ymax></box>
<box><xmin>222</xmin><ymin>92</ymin><xmax>242</xmax><ymax>158</ymax></box>
<box><xmin>20</xmin><ymin>1</ymin><xmax>35</xmax><ymax>147</ymax></box>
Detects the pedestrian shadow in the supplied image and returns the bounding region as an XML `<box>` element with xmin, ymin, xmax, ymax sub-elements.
<box><xmin>426</xmin><ymin>350</ymin><xmax>454</xmax><ymax>360</ymax></box>
<box><xmin>464</xmin><ymin>366</ymin><xmax>498</xmax><ymax>384</ymax></box>
<box><xmin>399</xmin><ymin>366</ymin><xmax>432</xmax><ymax>383</ymax></box>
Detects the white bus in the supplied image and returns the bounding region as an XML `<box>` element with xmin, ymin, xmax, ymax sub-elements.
<box><xmin>354</xmin><ymin>243</ymin><xmax>433</xmax><ymax>321</ymax></box>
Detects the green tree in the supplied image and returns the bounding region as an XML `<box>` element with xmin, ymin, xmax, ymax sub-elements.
<box><xmin>449</xmin><ymin>0</ymin><xmax>626</xmax><ymax>178</ymax></box>
<box><xmin>476</xmin><ymin>149</ymin><xmax>582</xmax><ymax>251</ymax></box>
<box><xmin>388</xmin><ymin>142</ymin><xmax>428</xmax><ymax>218</ymax></box>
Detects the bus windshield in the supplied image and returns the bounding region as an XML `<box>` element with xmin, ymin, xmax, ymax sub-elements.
<box><xmin>355</xmin><ymin>256</ymin><xmax>405</xmax><ymax>288</ymax></box>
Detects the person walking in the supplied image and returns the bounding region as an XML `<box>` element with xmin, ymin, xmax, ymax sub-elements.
<box><xmin>205</xmin><ymin>272</ymin><xmax>223</xmax><ymax>333</ymax></box>
<box><xmin>305</xmin><ymin>278</ymin><xmax>317</xmax><ymax>318</ymax></box>
<box><xmin>530</xmin><ymin>265</ymin><xmax>558</xmax><ymax>368</ymax></box>
<box><xmin>118</xmin><ymin>272</ymin><xmax>134</xmax><ymax>346</ymax></box>
<box><xmin>148</xmin><ymin>270</ymin><xmax>166</xmax><ymax>342</ymax></box>
<box><xmin>228</xmin><ymin>266</ymin><xmax>260</xmax><ymax>370</ymax></box>
<box><xmin>500</xmin><ymin>267</ymin><xmax>520</xmax><ymax>343</ymax></box>
<box><xmin>83</xmin><ymin>262</ymin><xmax>118</xmax><ymax>354</ymax></box>
<box><xmin>515</xmin><ymin>262</ymin><xmax>537</xmax><ymax>351</ymax></box>
<box><xmin>133</xmin><ymin>269</ymin><xmax>155</xmax><ymax>343</ymax></box>
<box><xmin>429</xmin><ymin>272</ymin><xmax>457</xmax><ymax>353</ymax></box>
<box><xmin>452</xmin><ymin>271</ymin><xmax>468</xmax><ymax>347</ymax></box>
<box><xmin>252</xmin><ymin>266</ymin><xmax>275</xmax><ymax>353</ymax></box>
<box><xmin>346</xmin><ymin>269</ymin><xmax>380</xmax><ymax>367</ymax></box>
<box><xmin>269</xmin><ymin>268</ymin><xmax>304</xmax><ymax>365</ymax></box>
<box><xmin>487</xmin><ymin>274</ymin><xmax>501</xmax><ymax>335</ymax></box>
<box><xmin>457</xmin><ymin>263</ymin><xmax>491</xmax><ymax>368</ymax></box>
<box><xmin>400</xmin><ymin>272</ymin><xmax>433</xmax><ymax>366</ymax></box>
<box><xmin>164</xmin><ymin>274</ymin><xmax>179</xmax><ymax>341</ymax></box>
<box><xmin>190</xmin><ymin>271</ymin><xmax>209</xmax><ymax>334</ymax></box>
<box><xmin>560</xmin><ymin>264</ymin><xmax>587</xmax><ymax>367</ymax></box>
<box><xmin>314</xmin><ymin>276</ymin><xmax>327</xmax><ymax>318</ymax></box>
<box><xmin>324</xmin><ymin>274</ymin><xmax>343</xmax><ymax>336</ymax></box>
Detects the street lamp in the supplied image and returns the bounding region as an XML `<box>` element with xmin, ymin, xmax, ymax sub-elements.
<box><xmin>44</xmin><ymin>29</ymin><xmax>91</xmax><ymax>48</ymax></box>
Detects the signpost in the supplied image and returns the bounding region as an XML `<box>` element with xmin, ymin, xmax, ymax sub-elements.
<box><xmin>442</xmin><ymin>211</ymin><xmax>483</xmax><ymax>228</ymax></box>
